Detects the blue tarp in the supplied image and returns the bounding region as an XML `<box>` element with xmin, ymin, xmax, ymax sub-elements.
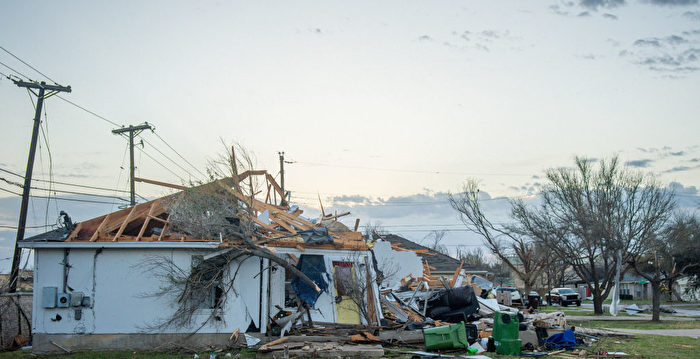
<box><xmin>291</xmin><ymin>254</ymin><xmax>329</xmax><ymax>306</ymax></box>
<box><xmin>545</xmin><ymin>329</ymin><xmax>578</xmax><ymax>350</ymax></box>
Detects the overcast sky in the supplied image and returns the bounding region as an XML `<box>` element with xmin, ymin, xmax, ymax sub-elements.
<box><xmin>1</xmin><ymin>0</ymin><xmax>699</xmax><ymax>270</ymax></box>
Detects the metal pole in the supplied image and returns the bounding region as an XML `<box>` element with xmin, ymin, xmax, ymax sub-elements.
<box><xmin>129</xmin><ymin>131</ymin><xmax>135</xmax><ymax>206</ymax></box>
<box><xmin>279</xmin><ymin>151</ymin><xmax>286</xmax><ymax>206</ymax></box>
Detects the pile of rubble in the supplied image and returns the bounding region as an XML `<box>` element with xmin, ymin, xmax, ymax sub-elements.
<box><xmin>250</xmin><ymin>256</ymin><xmax>638</xmax><ymax>358</ymax></box>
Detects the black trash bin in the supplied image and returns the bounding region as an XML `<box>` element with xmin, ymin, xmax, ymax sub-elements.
<box><xmin>527</xmin><ymin>295</ymin><xmax>539</xmax><ymax>310</ymax></box>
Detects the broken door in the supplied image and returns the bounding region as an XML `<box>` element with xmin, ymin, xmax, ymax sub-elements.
<box><xmin>332</xmin><ymin>261</ymin><xmax>361</xmax><ymax>324</ymax></box>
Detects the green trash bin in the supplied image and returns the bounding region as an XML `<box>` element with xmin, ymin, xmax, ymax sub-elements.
<box><xmin>493</xmin><ymin>311</ymin><xmax>521</xmax><ymax>355</ymax></box>
<box><xmin>423</xmin><ymin>321</ymin><xmax>469</xmax><ymax>351</ymax></box>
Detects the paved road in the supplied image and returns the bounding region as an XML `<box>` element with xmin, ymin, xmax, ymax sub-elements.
<box><xmin>601</xmin><ymin>328</ymin><xmax>700</xmax><ymax>338</ymax></box>
<box><xmin>551</xmin><ymin>302</ymin><xmax>700</xmax><ymax>319</ymax></box>
<box><xmin>567</xmin><ymin>315</ymin><xmax>695</xmax><ymax>321</ymax></box>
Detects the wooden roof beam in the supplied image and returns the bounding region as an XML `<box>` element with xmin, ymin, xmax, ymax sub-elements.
<box><xmin>134</xmin><ymin>176</ymin><xmax>187</xmax><ymax>191</ymax></box>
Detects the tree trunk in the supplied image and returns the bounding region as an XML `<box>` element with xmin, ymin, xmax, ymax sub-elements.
<box><xmin>591</xmin><ymin>282</ymin><xmax>604</xmax><ymax>314</ymax></box>
<box><xmin>651</xmin><ymin>280</ymin><xmax>661</xmax><ymax>322</ymax></box>
<box><xmin>592</xmin><ymin>293</ymin><xmax>604</xmax><ymax>315</ymax></box>
<box><xmin>523</xmin><ymin>282</ymin><xmax>533</xmax><ymax>308</ymax></box>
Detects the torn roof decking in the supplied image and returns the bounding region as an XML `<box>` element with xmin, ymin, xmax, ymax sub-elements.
<box><xmin>25</xmin><ymin>170</ymin><xmax>368</xmax><ymax>251</ymax></box>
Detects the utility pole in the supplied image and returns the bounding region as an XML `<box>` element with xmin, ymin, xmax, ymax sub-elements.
<box><xmin>9</xmin><ymin>80</ymin><xmax>71</xmax><ymax>293</ymax></box>
<box><xmin>278</xmin><ymin>151</ymin><xmax>287</xmax><ymax>206</ymax></box>
<box><xmin>112</xmin><ymin>123</ymin><xmax>152</xmax><ymax>206</ymax></box>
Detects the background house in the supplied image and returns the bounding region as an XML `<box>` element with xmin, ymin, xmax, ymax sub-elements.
<box><xmin>379</xmin><ymin>234</ymin><xmax>488</xmax><ymax>284</ymax></box>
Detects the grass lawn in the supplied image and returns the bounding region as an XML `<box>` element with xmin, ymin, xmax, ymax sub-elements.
<box><xmin>388</xmin><ymin>333</ymin><xmax>697</xmax><ymax>359</ymax></box>
<box><xmin>1</xmin><ymin>337</ymin><xmax>696</xmax><ymax>359</ymax></box>
<box><xmin>0</xmin><ymin>349</ymin><xmax>256</xmax><ymax>359</ymax></box>
<box><xmin>597</xmin><ymin>299</ymin><xmax>700</xmax><ymax>306</ymax></box>
<box><xmin>570</xmin><ymin>319</ymin><xmax>700</xmax><ymax>330</ymax></box>
<box><xmin>538</xmin><ymin>305</ymin><xmax>633</xmax><ymax>317</ymax></box>
<box><xmin>579</xmin><ymin>334</ymin><xmax>697</xmax><ymax>359</ymax></box>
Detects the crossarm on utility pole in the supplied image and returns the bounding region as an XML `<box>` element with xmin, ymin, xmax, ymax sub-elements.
<box><xmin>112</xmin><ymin>123</ymin><xmax>153</xmax><ymax>206</ymax></box>
<box><xmin>8</xmin><ymin>80</ymin><xmax>71</xmax><ymax>293</ymax></box>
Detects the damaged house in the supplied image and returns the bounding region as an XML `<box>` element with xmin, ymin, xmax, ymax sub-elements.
<box><xmin>19</xmin><ymin>171</ymin><xmax>384</xmax><ymax>353</ymax></box>
<box><xmin>375</xmin><ymin>234</ymin><xmax>488</xmax><ymax>289</ymax></box>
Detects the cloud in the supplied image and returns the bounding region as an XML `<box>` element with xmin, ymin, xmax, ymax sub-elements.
<box><xmin>668</xmin><ymin>182</ymin><xmax>700</xmax><ymax>209</ymax></box>
<box><xmin>646</xmin><ymin>0</ymin><xmax>699</xmax><ymax>5</ymax></box>
<box><xmin>634</xmin><ymin>39</ymin><xmax>662</xmax><ymax>47</ymax></box>
<box><xmin>418</xmin><ymin>35</ymin><xmax>433</xmax><ymax>42</ymax></box>
<box><xmin>669</xmin><ymin>181</ymin><xmax>698</xmax><ymax>195</ymax></box>
<box><xmin>626</xmin><ymin>159</ymin><xmax>654</xmax><ymax>167</ymax></box>
<box><xmin>437</xmin><ymin>29</ymin><xmax>513</xmax><ymax>52</ymax></box>
<box><xmin>637</xmin><ymin>147</ymin><xmax>660</xmax><ymax>153</ymax></box>
<box><xmin>578</xmin><ymin>11</ymin><xmax>592</xmax><ymax>16</ymax></box>
<box><xmin>684</xmin><ymin>11</ymin><xmax>700</xmax><ymax>20</ymax></box>
<box><xmin>690</xmin><ymin>158</ymin><xmax>700</xmax><ymax>162</ymax></box>
<box><xmin>331</xmin><ymin>195</ymin><xmax>371</xmax><ymax>205</ymax></box>
<box><xmin>603</xmin><ymin>13</ymin><xmax>619</xmax><ymax>19</ymax></box>
<box><xmin>664</xmin><ymin>166</ymin><xmax>691</xmax><ymax>173</ymax></box>
<box><xmin>670</xmin><ymin>151</ymin><xmax>686</xmax><ymax>156</ymax></box>
<box><xmin>580</xmin><ymin>0</ymin><xmax>627</xmax><ymax>10</ymax></box>
<box><xmin>549</xmin><ymin>4</ymin><xmax>570</xmax><ymax>16</ymax></box>
<box><xmin>624</xmin><ymin>31</ymin><xmax>700</xmax><ymax>74</ymax></box>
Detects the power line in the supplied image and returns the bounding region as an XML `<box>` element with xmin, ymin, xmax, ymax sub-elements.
<box><xmin>0</xmin><ymin>177</ymin><xmax>129</xmax><ymax>202</ymax></box>
<box><xmin>0</xmin><ymin>46</ymin><xmax>58</xmax><ymax>84</ymax></box>
<box><xmin>136</xmin><ymin>146</ymin><xmax>187</xmax><ymax>183</ymax></box>
<box><xmin>55</xmin><ymin>95</ymin><xmax>122</xmax><ymax>127</ymax></box>
<box><xmin>44</xmin><ymin>195</ymin><xmax>121</xmax><ymax>205</ymax></box>
<box><xmin>0</xmin><ymin>187</ymin><xmax>21</xmax><ymax>196</ymax></box>
<box><xmin>150</xmin><ymin>130</ymin><xmax>208</xmax><ymax>179</ymax></box>
<box><xmin>141</xmin><ymin>137</ymin><xmax>199</xmax><ymax>181</ymax></box>
<box><xmin>0</xmin><ymin>167</ymin><xmax>133</xmax><ymax>194</ymax></box>
<box><xmin>0</xmin><ymin>59</ymin><xmax>31</xmax><ymax>80</ymax></box>
<box><xmin>292</xmin><ymin>161</ymin><xmax>532</xmax><ymax>177</ymax></box>
<box><xmin>0</xmin><ymin>47</ymin><xmax>202</xmax><ymax>189</ymax></box>
<box><xmin>0</xmin><ymin>185</ymin><xmax>122</xmax><ymax>205</ymax></box>
<box><xmin>0</xmin><ymin>224</ymin><xmax>55</xmax><ymax>230</ymax></box>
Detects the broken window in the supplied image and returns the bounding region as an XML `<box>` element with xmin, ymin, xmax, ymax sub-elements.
<box><xmin>191</xmin><ymin>255</ymin><xmax>224</xmax><ymax>309</ymax></box>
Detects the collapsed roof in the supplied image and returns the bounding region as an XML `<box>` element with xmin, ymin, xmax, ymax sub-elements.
<box><xmin>24</xmin><ymin>170</ymin><xmax>366</xmax><ymax>251</ymax></box>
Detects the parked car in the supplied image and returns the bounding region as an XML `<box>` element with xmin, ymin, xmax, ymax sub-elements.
<box><xmin>495</xmin><ymin>287</ymin><xmax>523</xmax><ymax>305</ymax></box>
<box><xmin>544</xmin><ymin>287</ymin><xmax>581</xmax><ymax>306</ymax></box>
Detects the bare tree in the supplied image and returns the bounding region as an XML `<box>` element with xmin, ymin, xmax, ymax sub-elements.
<box><xmin>449</xmin><ymin>180</ymin><xmax>553</xmax><ymax>298</ymax></box>
<box><xmin>489</xmin><ymin>257</ymin><xmax>513</xmax><ymax>287</ymax></box>
<box><xmin>144</xmin><ymin>142</ymin><xmax>321</xmax><ymax>330</ymax></box>
<box><xmin>672</xmin><ymin>215</ymin><xmax>700</xmax><ymax>299</ymax></box>
<box><xmin>363</xmin><ymin>221</ymin><xmax>387</xmax><ymax>241</ymax></box>
<box><xmin>340</xmin><ymin>252</ymin><xmax>399</xmax><ymax>326</ymax></box>
<box><xmin>456</xmin><ymin>247</ymin><xmax>488</xmax><ymax>269</ymax></box>
<box><xmin>512</xmin><ymin>156</ymin><xmax>675</xmax><ymax>314</ymax></box>
<box><xmin>629</xmin><ymin>214</ymin><xmax>700</xmax><ymax>321</ymax></box>
<box><xmin>540</xmin><ymin>259</ymin><xmax>575</xmax><ymax>288</ymax></box>
<box><xmin>423</xmin><ymin>229</ymin><xmax>449</xmax><ymax>255</ymax></box>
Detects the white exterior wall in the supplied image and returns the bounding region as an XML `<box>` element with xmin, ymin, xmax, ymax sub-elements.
<box><xmin>32</xmin><ymin>247</ymin><xmax>262</xmax><ymax>335</ymax></box>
